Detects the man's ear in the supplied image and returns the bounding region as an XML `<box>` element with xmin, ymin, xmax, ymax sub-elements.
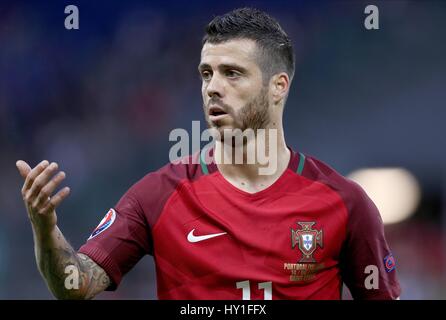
<box><xmin>270</xmin><ymin>72</ymin><xmax>290</xmax><ymax>104</ymax></box>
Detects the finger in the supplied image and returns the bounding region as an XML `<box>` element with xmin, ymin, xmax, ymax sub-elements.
<box><xmin>32</xmin><ymin>171</ymin><xmax>66</xmax><ymax>208</ymax></box>
<box><xmin>22</xmin><ymin>160</ymin><xmax>49</xmax><ymax>194</ymax></box>
<box><xmin>16</xmin><ymin>160</ymin><xmax>32</xmax><ymax>179</ymax></box>
<box><xmin>27</xmin><ymin>162</ymin><xmax>59</xmax><ymax>200</ymax></box>
<box><xmin>40</xmin><ymin>187</ymin><xmax>70</xmax><ymax>214</ymax></box>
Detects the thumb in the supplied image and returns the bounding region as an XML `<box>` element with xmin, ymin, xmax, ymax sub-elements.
<box><xmin>16</xmin><ymin>160</ymin><xmax>32</xmax><ymax>179</ymax></box>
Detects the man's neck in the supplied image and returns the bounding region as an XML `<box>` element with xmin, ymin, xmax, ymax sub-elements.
<box><xmin>214</xmin><ymin>126</ymin><xmax>290</xmax><ymax>192</ymax></box>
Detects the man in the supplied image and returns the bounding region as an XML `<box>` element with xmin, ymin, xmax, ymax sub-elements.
<box><xmin>16</xmin><ymin>8</ymin><xmax>400</xmax><ymax>299</ymax></box>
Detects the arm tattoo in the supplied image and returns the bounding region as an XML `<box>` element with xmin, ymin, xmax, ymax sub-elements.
<box><xmin>77</xmin><ymin>253</ymin><xmax>111</xmax><ymax>299</ymax></box>
<box><xmin>37</xmin><ymin>228</ymin><xmax>111</xmax><ymax>299</ymax></box>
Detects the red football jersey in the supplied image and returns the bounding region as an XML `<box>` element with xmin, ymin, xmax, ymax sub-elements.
<box><xmin>79</xmin><ymin>148</ymin><xmax>401</xmax><ymax>299</ymax></box>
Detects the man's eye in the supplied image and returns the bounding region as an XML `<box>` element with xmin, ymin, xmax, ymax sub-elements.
<box><xmin>201</xmin><ymin>71</ymin><xmax>212</xmax><ymax>81</ymax></box>
<box><xmin>226</xmin><ymin>70</ymin><xmax>240</xmax><ymax>78</ymax></box>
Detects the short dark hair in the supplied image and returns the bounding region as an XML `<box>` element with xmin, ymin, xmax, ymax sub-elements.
<box><xmin>203</xmin><ymin>7</ymin><xmax>295</xmax><ymax>82</ymax></box>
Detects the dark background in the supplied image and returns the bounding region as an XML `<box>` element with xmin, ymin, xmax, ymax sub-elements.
<box><xmin>0</xmin><ymin>0</ymin><xmax>445</xmax><ymax>299</ymax></box>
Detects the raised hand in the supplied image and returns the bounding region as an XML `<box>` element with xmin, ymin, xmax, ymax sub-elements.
<box><xmin>16</xmin><ymin>160</ymin><xmax>70</xmax><ymax>234</ymax></box>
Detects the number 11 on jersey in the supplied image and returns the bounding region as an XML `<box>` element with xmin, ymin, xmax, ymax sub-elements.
<box><xmin>236</xmin><ymin>280</ymin><xmax>272</xmax><ymax>300</ymax></box>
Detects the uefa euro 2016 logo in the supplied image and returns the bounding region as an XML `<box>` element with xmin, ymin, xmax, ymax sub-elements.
<box><xmin>291</xmin><ymin>222</ymin><xmax>323</xmax><ymax>263</ymax></box>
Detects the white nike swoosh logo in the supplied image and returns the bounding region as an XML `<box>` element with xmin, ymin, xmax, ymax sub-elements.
<box><xmin>187</xmin><ymin>229</ymin><xmax>227</xmax><ymax>243</ymax></box>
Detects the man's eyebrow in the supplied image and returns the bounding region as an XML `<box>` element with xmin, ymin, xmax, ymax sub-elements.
<box><xmin>219</xmin><ymin>63</ymin><xmax>248</xmax><ymax>73</ymax></box>
<box><xmin>198</xmin><ymin>63</ymin><xmax>248</xmax><ymax>73</ymax></box>
<box><xmin>198</xmin><ymin>63</ymin><xmax>211</xmax><ymax>72</ymax></box>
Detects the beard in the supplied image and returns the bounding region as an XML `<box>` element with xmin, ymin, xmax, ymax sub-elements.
<box><xmin>203</xmin><ymin>86</ymin><xmax>270</xmax><ymax>134</ymax></box>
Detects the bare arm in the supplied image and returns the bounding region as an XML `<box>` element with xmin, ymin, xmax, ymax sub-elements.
<box><xmin>17</xmin><ymin>160</ymin><xmax>111</xmax><ymax>299</ymax></box>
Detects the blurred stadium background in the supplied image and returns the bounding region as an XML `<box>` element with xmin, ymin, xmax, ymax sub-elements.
<box><xmin>0</xmin><ymin>0</ymin><xmax>445</xmax><ymax>299</ymax></box>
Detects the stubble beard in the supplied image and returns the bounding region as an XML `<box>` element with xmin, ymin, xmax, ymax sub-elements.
<box><xmin>203</xmin><ymin>86</ymin><xmax>271</xmax><ymax>143</ymax></box>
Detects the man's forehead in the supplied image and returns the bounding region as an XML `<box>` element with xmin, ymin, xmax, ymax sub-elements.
<box><xmin>200</xmin><ymin>39</ymin><xmax>258</xmax><ymax>64</ymax></box>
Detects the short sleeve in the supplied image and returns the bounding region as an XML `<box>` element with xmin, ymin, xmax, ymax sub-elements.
<box><xmin>340</xmin><ymin>182</ymin><xmax>401</xmax><ymax>299</ymax></box>
<box><xmin>78</xmin><ymin>188</ymin><xmax>152</xmax><ymax>291</ymax></box>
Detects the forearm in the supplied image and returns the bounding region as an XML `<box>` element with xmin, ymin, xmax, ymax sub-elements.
<box><xmin>34</xmin><ymin>225</ymin><xmax>84</xmax><ymax>299</ymax></box>
<box><xmin>33</xmin><ymin>225</ymin><xmax>109</xmax><ymax>299</ymax></box>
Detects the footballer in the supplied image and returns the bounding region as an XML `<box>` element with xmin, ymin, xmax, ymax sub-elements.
<box><xmin>16</xmin><ymin>8</ymin><xmax>400</xmax><ymax>299</ymax></box>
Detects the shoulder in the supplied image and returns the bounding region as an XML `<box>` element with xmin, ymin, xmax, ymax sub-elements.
<box><xmin>136</xmin><ymin>151</ymin><xmax>204</xmax><ymax>189</ymax></box>
<box><xmin>300</xmin><ymin>153</ymin><xmax>372</xmax><ymax>213</ymax></box>
<box><xmin>118</xmin><ymin>152</ymin><xmax>206</xmax><ymax>225</ymax></box>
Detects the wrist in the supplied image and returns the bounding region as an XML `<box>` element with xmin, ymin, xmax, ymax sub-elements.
<box><xmin>32</xmin><ymin>224</ymin><xmax>58</xmax><ymax>245</ymax></box>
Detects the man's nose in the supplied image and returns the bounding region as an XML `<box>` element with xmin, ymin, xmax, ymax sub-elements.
<box><xmin>206</xmin><ymin>73</ymin><xmax>224</xmax><ymax>98</ymax></box>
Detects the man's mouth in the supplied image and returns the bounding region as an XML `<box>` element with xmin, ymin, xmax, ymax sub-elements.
<box><xmin>208</xmin><ymin>105</ymin><xmax>228</xmax><ymax>120</ymax></box>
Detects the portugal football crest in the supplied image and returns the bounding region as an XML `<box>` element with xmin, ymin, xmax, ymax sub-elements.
<box><xmin>291</xmin><ymin>222</ymin><xmax>323</xmax><ymax>263</ymax></box>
